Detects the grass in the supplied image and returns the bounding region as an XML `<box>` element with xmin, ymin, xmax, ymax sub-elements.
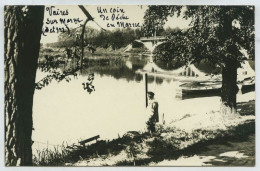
<box><xmin>33</xmin><ymin>143</ymin><xmax>70</xmax><ymax>166</ymax></box>
<box><xmin>33</xmin><ymin>132</ymin><xmax>150</xmax><ymax>166</ymax></box>
<box><xmin>32</xmin><ymin>116</ymin><xmax>255</xmax><ymax>166</ymax></box>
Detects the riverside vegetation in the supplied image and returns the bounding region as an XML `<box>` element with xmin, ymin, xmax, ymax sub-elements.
<box><xmin>33</xmin><ymin>100</ymin><xmax>255</xmax><ymax>166</ymax></box>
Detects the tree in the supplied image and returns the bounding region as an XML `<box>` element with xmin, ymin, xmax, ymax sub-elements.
<box><xmin>94</xmin><ymin>30</ymin><xmax>111</xmax><ymax>48</ymax></box>
<box><xmin>161</xmin><ymin>26</ymin><xmax>181</xmax><ymax>36</ymax></box>
<box><xmin>57</xmin><ymin>26</ymin><xmax>100</xmax><ymax>47</ymax></box>
<box><xmin>110</xmin><ymin>29</ymin><xmax>124</xmax><ymax>50</ymax></box>
<box><xmin>143</xmin><ymin>6</ymin><xmax>254</xmax><ymax>115</ymax></box>
<box><xmin>4</xmin><ymin>6</ymin><xmax>44</xmax><ymax>166</ymax></box>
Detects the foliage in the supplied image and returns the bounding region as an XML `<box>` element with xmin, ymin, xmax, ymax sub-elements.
<box><xmin>37</xmin><ymin>23</ymin><xmax>99</xmax><ymax>93</ymax></box>
<box><xmin>94</xmin><ymin>28</ymin><xmax>141</xmax><ymax>50</ymax></box>
<box><xmin>33</xmin><ymin>143</ymin><xmax>70</xmax><ymax>166</ymax></box>
<box><xmin>161</xmin><ymin>26</ymin><xmax>181</xmax><ymax>36</ymax></box>
<box><xmin>152</xmin><ymin>30</ymin><xmax>189</xmax><ymax>64</ymax></box>
<box><xmin>36</xmin><ymin>51</ymin><xmax>95</xmax><ymax>94</ymax></box>
<box><xmin>82</xmin><ymin>73</ymin><xmax>95</xmax><ymax>94</ymax></box>
<box><xmin>47</xmin><ymin>26</ymin><xmax>143</xmax><ymax>51</ymax></box>
<box><xmin>124</xmin><ymin>132</ymin><xmax>144</xmax><ymax>166</ymax></box>
<box><xmin>143</xmin><ymin>6</ymin><xmax>254</xmax><ymax>67</ymax></box>
<box><xmin>142</xmin><ymin>6</ymin><xmax>183</xmax><ymax>37</ymax></box>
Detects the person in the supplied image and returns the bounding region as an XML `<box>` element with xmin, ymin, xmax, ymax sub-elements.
<box><xmin>146</xmin><ymin>91</ymin><xmax>159</xmax><ymax>133</ymax></box>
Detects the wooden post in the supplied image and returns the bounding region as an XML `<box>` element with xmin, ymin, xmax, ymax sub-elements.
<box><xmin>145</xmin><ymin>73</ymin><xmax>148</xmax><ymax>107</ymax></box>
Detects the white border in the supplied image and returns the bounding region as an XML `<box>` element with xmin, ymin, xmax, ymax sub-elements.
<box><xmin>0</xmin><ymin>0</ymin><xmax>259</xmax><ymax>171</ymax></box>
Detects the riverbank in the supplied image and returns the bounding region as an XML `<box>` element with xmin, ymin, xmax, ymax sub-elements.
<box><xmin>39</xmin><ymin>46</ymin><xmax>149</xmax><ymax>62</ymax></box>
<box><xmin>37</xmin><ymin>46</ymin><xmax>149</xmax><ymax>74</ymax></box>
<box><xmin>33</xmin><ymin>100</ymin><xmax>255</xmax><ymax>166</ymax></box>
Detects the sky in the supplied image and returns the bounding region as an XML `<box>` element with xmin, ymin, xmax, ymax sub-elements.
<box><xmin>40</xmin><ymin>5</ymin><xmax>191</xmax><ymax>44</ymax></box>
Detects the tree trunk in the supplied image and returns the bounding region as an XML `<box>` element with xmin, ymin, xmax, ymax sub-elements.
<box><xmin>4</xmin><ymin>6</ymin><xmax>44</xmax><ymax>166</ymax></box>
<box><xmin>220</xmin><ymin>7</ymin><xmax>239</xmax><ymax>115</ymax></box>
<box><xmin>220</xmin><ymin>60</ymin><xmax>239</xmax><ymax>115</ymax></box>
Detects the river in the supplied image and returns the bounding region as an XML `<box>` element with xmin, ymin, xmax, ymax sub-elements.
<box><xmin>32</xmin><ymin>58</ymin><xmax>255</xmax><ymax>153</ymax></box>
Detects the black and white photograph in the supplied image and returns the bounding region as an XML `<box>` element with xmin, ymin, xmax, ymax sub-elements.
<box><xmin>3</xmin><ymin>3</ymin><xmax>257</xmax><ymax>167</ymax></box>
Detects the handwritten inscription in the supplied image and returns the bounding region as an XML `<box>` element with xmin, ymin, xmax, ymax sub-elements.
<box><xmin>42</xmin><ymin>6</ymin><xmax>83</xmax><ymax>36</ymax></box>
<box><xmin>97</xmin><ymin>6</ymin><xmax>141</xmax><ymax>28</ymax></box>
<box><xmin>46</xmin><ymin>6</ymin><xmax>69</xmax><ymax>16</ymax></box>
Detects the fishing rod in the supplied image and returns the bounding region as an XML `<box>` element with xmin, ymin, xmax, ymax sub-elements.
<box><xmin>78</xmin><ymin>5</ymin><xmax>106</xmax><ymax>31</ymax></box>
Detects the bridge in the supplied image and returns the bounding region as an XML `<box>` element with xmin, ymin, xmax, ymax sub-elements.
<box><xmin>133</xmin><ymin>36</ymin><xmax>208</xmax><ymax>78</ymax></box>
<box><xmin>139</xmin><ymin>36</ymin><xmax>167</xmax><ymax>43</ymax></box>
<box><xmin>134</xmin><ymin>36</ymin><xmax>167</xmax><ymax>53</ymax></box>
<box><xmin>131</xmin><ymin>36</ymin><xmax>255</xmax><ymax>80</ymax></box>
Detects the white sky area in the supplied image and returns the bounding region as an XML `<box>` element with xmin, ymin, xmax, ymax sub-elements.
<box><xmin>41</xmin><ymin>5</ymin><xmax>191</xmax><ymax>44</ymax></box>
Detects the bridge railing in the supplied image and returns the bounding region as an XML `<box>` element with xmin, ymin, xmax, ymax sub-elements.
<box><xmin>140</xmin><ymin>36</ymin><xmax>167</xmax><ymax>41</ymax></box>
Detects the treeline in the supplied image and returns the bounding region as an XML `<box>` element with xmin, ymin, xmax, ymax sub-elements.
<box><xmin>46</xmin><ymin>27</ymin><xmax>143</xmax><ymax>50</ymax></box>
<box><xmin>45</xmin><ymin>26</ymin><xmax>182</xmax><ymax>50</ymax></box>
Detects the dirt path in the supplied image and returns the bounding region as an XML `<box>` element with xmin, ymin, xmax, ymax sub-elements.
<box><xmin>151</xmin><ymin>100</ymin><xmax>255</xmax><ymax>166</ymax></box>
<box><xmin>199</xmin><ymin>134</ymin><xmax>255</xmax><ymax>166</ymax></box>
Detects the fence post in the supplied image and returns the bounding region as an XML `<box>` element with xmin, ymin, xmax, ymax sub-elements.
<box><xmin>145</xmin><ymin>73</ymin><xmax>148</xmax><ymax>107</ymax></box>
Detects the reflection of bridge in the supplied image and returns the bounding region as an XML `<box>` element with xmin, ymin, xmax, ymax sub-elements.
<box><xmin>138</xmin><ymin>60</ymin><xmax>255</xmax><ymax>81</ymax></box>
<box><xmin>143</xmin><ymin>63</ymin><xmax>206</xmax><ymax>77</ymax></box>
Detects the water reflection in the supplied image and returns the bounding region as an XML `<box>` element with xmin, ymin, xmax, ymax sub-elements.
<box><xmin>80</xmin><ymin>58</ymin><xmax>146</xmax><ymax>82</ymax></box>
<box><xmin>148</xmin><ymin>75</ymin><xmax>154</xmax><ymax>83</ymax></box>
<box><xmin>33</xmin><ymin>58</ymin><xmax>255</xmax><ymax>152</ymax></box>
<box><xmin>155</xmin><ymin>77</ymin><xmax>164</xmax><ymax>85</ymax></box>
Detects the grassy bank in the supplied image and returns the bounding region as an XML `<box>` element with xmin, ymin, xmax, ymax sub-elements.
<box><xmin>33</xmin><ymin>100</ymin><xmax>255</xmax><ymax>166</ymax></box>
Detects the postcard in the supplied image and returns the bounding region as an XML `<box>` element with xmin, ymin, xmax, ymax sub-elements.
<box><xmin>4</xmin><ymin>4</ymin><xmax>255</xmax><ymax>167</ymax></box>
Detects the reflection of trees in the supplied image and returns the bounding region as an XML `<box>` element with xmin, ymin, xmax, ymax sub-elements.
<box><xmin>155</xmin><ymin>77</ymin><xmax>164</xmax><ymax>84</ymax></box>
<box><xmin>155</xmin><ymin>58</ymin><xmax>185</xmax><ymax>70</ymax></box>
<box><xmin>77</xmin><ymin>56</ymin><xmax>149</xmax><ymax>83</ymax></box>
<box><xmin>81</xmin><ymin>63</ymin><xmax>143</xmax><ymax>82</ymax></box>
<box><xmin>83</xmin><ymin>63</ymin><xmax>168</xmax><ymax>85</ymax></box>
<box><xmin>165</xmin><ymin>78</ymin><xmax>172</xmax><ymax>83</ymax></box>
<box><xmin>148</xmin><ymin>75</ymin><xmax>155</xmax><ymax>83</ymax></box>
<box><xmin>134</xmin><ymin>74</ymin><xmax>143</xmax><ymax>82</ymax></box>
<box><xmin>148</xmin><ymin>75</ymin><xmax>165</xmax><ymax>85</ymax></box>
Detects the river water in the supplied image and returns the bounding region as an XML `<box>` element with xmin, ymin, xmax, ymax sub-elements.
<box><xmin>32</xmin><ymin>58</ymin><xmax>255</xmax><ymax>152</ymax></box>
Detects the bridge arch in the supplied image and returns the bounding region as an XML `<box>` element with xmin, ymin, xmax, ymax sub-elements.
<box><xmin>133</xmin><ymin>39</ymin><xmax>203</xmax><ymax>77</ymax></box>
<box><xmin>134</xmin><ymin>39</ymin><xmax>165</xmax><ymax>53</ymax></box>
